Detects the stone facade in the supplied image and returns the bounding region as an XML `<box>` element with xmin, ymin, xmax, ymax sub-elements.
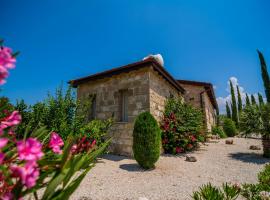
<box><xmin>72</xmin><ymin>59</ymin><xmax>217</xmax><ymax>156</ymax></box>
<box><xmin>76</xmin><ymin>66</ymin><xmax>182</xmax><ymax>156</ymax></box>
<box><xmin>178</xmin><ymin>83</ymin><xmax>217</xmax><ymax>132</ymax></box>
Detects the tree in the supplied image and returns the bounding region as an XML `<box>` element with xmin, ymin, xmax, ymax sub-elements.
<box><xmin>239</xmin><ymin>105</ymin><xmax>262</xmax><ymax>137</ymax></box>
<box><xmin>251</xmin><ymin>94</ymin><xmax>257</xmax><ymax>105</ymax></box>
<box><xmin>226</xmin><ymin>101</ymin><xmax>231</xmax><ymax>119</ymax></box>
<box><xmin>237</xmin><ymin>85</ymin><xmax>242</xmax><ymax>113</ymax></box>
<box><xmin>133</xmin><ymin>112</ymin><xmax>161</xmax><ymax>169</ymax></box>
<box><xmin>230</xmin><ymin>80</ymin><xmax>238</xmax><ymax>126</ymax></box>
<box><xmin>258</xmin><ymin>93</ymin><xmax>264</xmax><ymax>107</ymax></box>
<box><xmin>245</xmin><ymin>93</ymin><xmax>251</xmax><ymax>107</ymax></box>
<box><xmin>257</xmin><ymin>50</ymin><xmax>270</xmax><ymax>103</ymax></box>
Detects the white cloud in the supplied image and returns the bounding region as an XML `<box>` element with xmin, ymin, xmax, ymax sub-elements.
<box><xmin>216</xmin><ymin>76</ymin><xmax>266</xmax><ymax>114</ymax></box>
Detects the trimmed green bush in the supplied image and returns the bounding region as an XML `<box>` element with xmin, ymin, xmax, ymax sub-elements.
<box><xmin>223</xmin><ymin>118</ymin><xmax>237</xmax><ymax>137</ymax></box>
<box><xmin>212</xmin><ymin>126</ymin><xmax>227</xmax><ymax>138</ymax></box>
<box><xmin>133</xmin><ymin>111</ymin><xmax>161</xmax><ymax>169</ymax></box>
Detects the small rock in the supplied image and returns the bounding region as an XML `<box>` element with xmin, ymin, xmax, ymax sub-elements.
<box><xmin>225</xmin><ymin>139</ymin><xmax>233</xmax><ymax>145</ymax></box>
<box><xmin>249</xmin><ymin>145</ymin><xmax>261</xmax><ymax>150</ymax></box>
<box><xmin>139</xmin><ymin>197</ymin><xmax>149</xmax><ymax>200</ymax></box>
<box><xmin>211</xmin><ymin>135</ymin><xmax>220</xmax><ymax>140</ymax></box>
<box><xmin>185</xmin><ymin>156</ymin><xmax>197</xmax><ymax>162</ymax></box>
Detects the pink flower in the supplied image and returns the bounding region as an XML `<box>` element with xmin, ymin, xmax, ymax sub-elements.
<box><xmin>49</xmin><ymin>132</ymin><xmax>64</xmax><ymax>154</ymax></box>
<box><xmin>17</xmin><ymin>138</ymin><xmax>43</xmax><ymax>161</ymax></box>
<box><xmin>11</xmin><ymin>161</ymin><xmax>39</xmax><ymax>188</ymax></box>
<box><xmin>1</xmin><ymin>192</ymin><xmax>13</xmax><ymax>200</ymax></box>
<box><xmin>0</xmin><ymin>152</ymin><xmax>5</xmax><ymax>164</ymax></box>
<box><xmin>0</xmin><ymin>65</ymin><xmax>9</xmax><ymax>85</ymax></box>
<box><xmin>1</xmin><ymin>111</ymin><xmax>22</xmax><ymax>130</ymax></box>
<box><xmin>0</xmin><ymin>138</ymin><xmax>8</xmax><ymax>149</ymax></box>
<box><xmin>71</xmin><ymin>144</ymin><xmax>77</xmax><ymax>153</ymax></box>
<box><xmin>176</xmin><ymin>146</ymin><xmax>183</xmax><ymax>154</ymax></box>
<box><xmin>0</xmin><ymin>47</ymin><xmax>16</xmax><ymax>69</ymax></box>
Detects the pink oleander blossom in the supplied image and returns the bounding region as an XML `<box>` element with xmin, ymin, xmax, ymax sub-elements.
<box><xmin>0</xmin><ymin>47</ymin><xmax>16</xmax><ymax>69</ymax></box>
<box><xmin>1</xmin><ymin>192</ymin><xmax>13</xmax><ymax>200</ymax></box>
<box><xmin>11</xmin><ymin>162</ymin><xmax>39</xmax><ymax>189</ymax></box>
<box><xmin>0</xmin><ymin>138</ymin><xmax>8</xmax><ymax>149</ymax></box>
<box><xmin>0</xmin><ymin>65</ymin><xmax>9</xmax><ymax>85</ymax></box>
<box><xmin>49</xmin><ymin>132</ymin><xmax>64</xmax><ymax>154</ymax></box>
<box><xmin>1</xmin><ymin>111</ymin><xmax>22</xmax><ymax>129</ymax></box>
<box><xmin>17</xmin><ymin>138</ymin><xmax>43</xmax><ymax>161</ymax></box>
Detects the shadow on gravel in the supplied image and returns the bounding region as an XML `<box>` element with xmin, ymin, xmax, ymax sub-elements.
<box><xmin>102</xmin><ymin>154</ymin><xmax>128</xmax><ymax>162</ymax></box>
<box><xmin>119</xmin><ymin>163</ymin><xmax>155</xmax><ymax>172</ymax></box>
<box><xmin>228</xmin><ymin>152</ymin><xmax>270</xmax><ymax>164</ymax></box>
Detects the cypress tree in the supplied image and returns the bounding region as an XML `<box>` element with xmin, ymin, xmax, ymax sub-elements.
<box><xmin>226</xmin><ymin>101</ymin><xmax>231</xmax><ymax>119</ymax></box>
<box><xmin>258</xmin><ymin>93</ymin><xmax>264</xmax><ymax>107</ymax></box>
<box><xmin>257</xmin><ymin>50</ymin><xmax>270</xmax><ymax>103</ymax></box>
<box><xmin>237</xmin><ymin>85</ymin><xmax>242</xmax><ymax>113</ymax></box>
<box><xmin>245</xmin><ymin>93</ymin><xmax>251</xmax><ymax>107</ymax></box>
<box><xmin>251</xmin><ymin>94</ymin><xmax>257</xmax><ymax>105</ymax></box>
<box><xmin>230</xmin><ymin>80</ymin><xmax>238</xmax><ymax>126</ymax></box>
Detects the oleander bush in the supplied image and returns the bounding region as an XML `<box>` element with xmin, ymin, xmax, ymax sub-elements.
<box><xmin>161</xmin><ymin>97</ymin><xmax>204</xmax><ymax>154</ymax></box>
<box><xmin>0</xmin><ymin>40</ymin><xmax>111</xmax><ymax>199</ymax></box>
<box><xmin>212</xmin><ymin>126</ymin><xmax>227</xmax><ymax>138</ymax></box>
<box><xmin>133</xmin><ymin>111</ymin><xmax>161</xmax><ymax>169</ymax></box>
<box><xmin>223</xmin><ymin>118</ymin><xmax>237</xmax><ymax>137</ymax></box>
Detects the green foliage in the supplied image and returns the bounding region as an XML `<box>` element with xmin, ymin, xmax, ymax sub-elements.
<box><xmin>237</xmin><ymin>86</ymin><xmax>242</xmax><ymax>113</ymax></box>
<box><xmin>223</xmin><ymin>118</ymin><xmax>237</xmax><ymax>137</ymax></box>
<box><xmin>230</xmin><ymin>81</ymin><xmax>238</xmax><ymax>126</ymax></box>
<box><xmin>226</xmin><ymin>102</ymin><xmax>231</xmax><ymax>119</ymax></box>
<box><xmin>245</xmin><ymin>93</ymin><xmax>251</xmax><ymax>107</ymax></box>
<box><xmin>0</xmin><ymin>96</ymin><xmax>14</xmax><ymax>118</ymax></box>
<box><xmin>261</xmin><ymin>104</ymin><xmax>270</xmax><ymax>137</ymax></box>
<box><xmin>161</xmin><ymin>97</ymin><xmax>204</xmax><ymax>154</ymax></box>
<box><xmin>193</xmin><ymin>164</ymin><xmax>270</xmax><ymax>200</ymax></box>
<box><xmin>257</xmin><ymin>50</ymin><xmax>270</xmax><ymax>103</ymax></box>
<box><xmin>251</xmin><ymin>94</ymin><xmax>257</xmax><ymax>105</ymax></box>
<box><xmin>258</xmin><ymin>93</ymin><xmax>265</xmax><ymax>107</ymax></box>
<box><xmin>212</xmin><ymin>126</ymin><xmax>227</xmax><ymax>138</ymax></box>
<box><xmin>80</xmin><ymin>118</ymin><xmax>113</xmax><ymax>146</ymax></box>
<box><xmin>239</xmin><ymin>105</ymin><xmax>263</xmax><ymax>137</ymax></box>
<box><xmin>258</xmin><ymin>164</ymin><xmax>270</xmax><ymax>186</ymax></box>
<box><xmin>24</xmin><ymin>127</ymin><xmax>110</xmax><ymax>200</ymax></box>
<box><xmin>133</xmin><ymin>112</ymin><xmax>161</xmax><ymax>169</ymax></box>
<box><xmin>192</xmin><ymin>183</ymin><xmax>240</xmax><ymax>200</ymax></box>
<box><xmin>14</xmin><ymin>86</ymin><xmax>89</xmax><ymax>140</ymax></box>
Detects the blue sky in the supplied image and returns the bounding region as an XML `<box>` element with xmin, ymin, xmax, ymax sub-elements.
<box><xmin>1</xmin><ymin>0</ymin><xmax>270</xmax><ymax>113</ymax></box>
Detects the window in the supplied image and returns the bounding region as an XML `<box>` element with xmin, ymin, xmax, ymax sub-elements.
<box><xmin>88</xmin><ymin>94</ymin><xmax>96</xmax><ymax>120</ymax></box>
<box><xmin>120</xmin><ymin>90</ymin><xmax>128</xmax><ymax>122</ymax></box>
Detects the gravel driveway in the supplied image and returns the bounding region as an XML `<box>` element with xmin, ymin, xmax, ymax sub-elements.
<box><xmin>71</xmin><ymin>138</ymin><xmax>269</xmax><ymax>200</ymax></box>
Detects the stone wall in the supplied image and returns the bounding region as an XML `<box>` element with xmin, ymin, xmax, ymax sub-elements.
<box><xmin>77</xmin><ymin>67</ymin><xmax>151</xmax><ymax>156</ymax></box>
<box><xmin>149</xmin><ymin>69</ymin><xmax>182</xmax><ymax>122</ymax></box>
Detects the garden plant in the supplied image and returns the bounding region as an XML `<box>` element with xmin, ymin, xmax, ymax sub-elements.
<box><xmin>192</xmin><ymin>164</ymin><xmax>270</xmax><ymax>200</ymax></box>
<box><xmin>0</xmin><ymin>40</ymin><xmax>110</xmax><ymax>199</ymax></box>
<box><xmin>161</xmin><ymin>97</ymin><xmax>204</xmax><ymax>154</ymax></box>
<box><xmin>133</xmin><ymin>111</ymin><xmax>161</xmax><ymax>169</ymax></box>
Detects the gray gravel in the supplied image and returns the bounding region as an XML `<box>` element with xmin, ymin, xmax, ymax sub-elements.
<box><xmin>71</xmin><ymin>138</ymin><xmax>269</xmax><ymax>200</ymax></box>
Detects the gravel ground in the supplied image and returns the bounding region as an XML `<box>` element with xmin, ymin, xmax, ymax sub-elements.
<box><xmin>71</xmin><ymin>138</ymin><xmax>269</xmax><ymax>200</ymax></box>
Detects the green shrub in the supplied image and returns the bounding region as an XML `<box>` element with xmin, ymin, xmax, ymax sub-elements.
<box><xmin>80</xmin><ymin>118</ymin><xmax>113</xmax><ymax>146</ymax></box>
<box><xmin>223</xmin><ymin>118</ymin><xmax>237</xmax><ymax>137</ymax></box>
<box><xmin>239</xmin><ymin>105</ymin><xmax>263</xmax><ymax>137</ymax></box>
<box><xmin>161</xmin><ymin>97</ymin><xmax>204</xmax><ymax>154</ymax></box>
<box><xmin>193</xmin><ymin>183</ymin><xmax>241</xmax><ymax>200</ymax></box>
<box><xmin>212</xmin><ymin>126</ymin><xmax>227</xmax><ymax>138</ymax></box>
<box><xmin>258</xmin><ymin>164</ymin><xmax>270</xmax><ymax>186</ymax></box>
<box><xmin>133</xmin><ymin>111</ymin><xmax>161</xmax><ymax>169</ymax></box>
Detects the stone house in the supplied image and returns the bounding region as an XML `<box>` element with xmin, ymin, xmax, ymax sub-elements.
<box><xmin>69</xmin><ymin>58</ymin><xmax>217</xmax><ymax>156</ymax></box>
